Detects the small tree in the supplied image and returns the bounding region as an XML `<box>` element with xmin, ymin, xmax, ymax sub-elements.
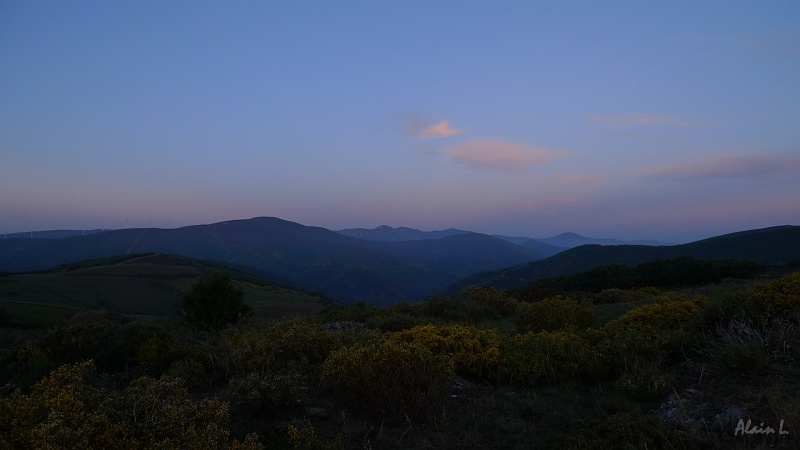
<box><xmin>182</xmin><ymin>271</ymin><xmax>252</xmax><ymax>331</ymax></box>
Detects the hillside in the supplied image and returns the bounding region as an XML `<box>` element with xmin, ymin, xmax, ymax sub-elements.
<box><xmin>0</xmin><ymin>253</ymin><xmax>323</xmax><ymax>325</ymax></box>
<box><xmin>0</xmin><ymin>217</ymin><xmax>539</xmax><ymax>305</ymax></box>
<box><xmin>445</xmin><ymin>225</ymin><xmax>800</xmax><ymax>293</ymax></box>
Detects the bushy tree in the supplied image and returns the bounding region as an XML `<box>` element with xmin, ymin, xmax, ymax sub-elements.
<box><xmin>182</xmin><ymin>271</ymin><xmax>252</xmax><ymax>331</ymax></box>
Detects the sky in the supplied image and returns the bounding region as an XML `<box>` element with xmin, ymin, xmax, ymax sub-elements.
<box><xmin>2</xmin><ymin>1</ymin><xmax>799</xmax><ymax>243</ymax></box>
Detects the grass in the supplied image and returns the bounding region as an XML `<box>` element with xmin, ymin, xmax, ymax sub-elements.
<box><xmin>0</xmin><ymin>258</ymin><xmax>325</xmax><ymax>326</ymax></box>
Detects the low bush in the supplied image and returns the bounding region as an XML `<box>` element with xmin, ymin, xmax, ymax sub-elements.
<box><xmin>364</xmin><ymin>311</ymin><xmax>422</xmax><ymax>331</ymax></box>
<box><xmin>321</xmin><ymin>339</ymin><xmax>454</xmax><ymax>422</ymax></box>
<box><xmin>499</xmin><ymin>331</ymin><xmax>599</xmax><ymax>387</ymax></box>
<box><xmin>383</xmin><ymin>324</ymin><xmax>503</xmax><ymax>381</ymax></box>
<box><xmin>459</xmin><ymin>286</ymin><xmax>520</xmax><ymax>318</ymax></box>
<box><xmin>215</xmin><ymin>320</ymin><xmax>365</xmax><ymax>380</ymax></box>
<box><xmin>516</xmin><ymin>296</ymin><xmax>594</xmax><ymax>333</ymax></box>
<box><xmin>749</xmin><ymin>272</ymin><xmax>800</xmax><ymax>320</ymax></box>
<box><xmin>0</xmin><ymin>360</ymin><xmax>262</xmax><ymax>449</ymax></box>
<box><xmin>596</xmin><ymin>296</ymin><xmax>705</xmax><ymax>379</ymax></box>
<box><xmin>592</xmin><ymin>288</ymin><xmax>652</xmax><ymax>305</ymax></box>
<box><xmin>227</xmin><ymin>365</ymin><xmax>305</xmax><ymax>413</ymax></box>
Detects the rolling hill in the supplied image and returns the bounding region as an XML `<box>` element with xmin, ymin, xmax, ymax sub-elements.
<box><xmin>0</xmin><ymin>253</ymin><xmax>324</xmax><ymax>325</ymax></box>
<box><xmin>0</xmin><ymin>217</ymin><xmax>540</xmax><ymax>305</ymax></box>
<box><xmin>443</xmin><ymin>225</ymin><xmax>800</xmax><ymax>294</ymax></box>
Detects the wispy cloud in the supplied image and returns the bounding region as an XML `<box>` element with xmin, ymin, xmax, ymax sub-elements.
<box><xmin>588</xmin><ymin>113</ymin><xmax>699</xmax><ymax>128</ymax></box>
<box><xmin>406</xmin><ymin>116</ymin><xmax>464</xmax><ymax>140</ymax></box>
<box><xmin>637</xmin><ymin>154</ymin><xmax>800</xmax><ymax>182</ymax></box>
<box><xmin>440</xmin><ymin>138</ymin><xmax>567</xmax><ymax>172</ymax></box>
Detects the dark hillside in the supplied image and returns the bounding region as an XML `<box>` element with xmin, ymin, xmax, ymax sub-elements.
<box><xmin>374</xmin><ymin>233</ymin><xmax>539</xmax><ymax>276</ymax></box>
<box><xmin>0</xmin><ymin>217</ymin><xmax>535</xmax><ymax>304</ymax></box>
<box><xmin>0</xmin><ymin>253</ymin><xmax>323</xmax><ymax>325</ymax></box>
<box><xmin>444</xmin><ymin>225</ymin><xmax>800</xmax><ymax>293</ymax></box>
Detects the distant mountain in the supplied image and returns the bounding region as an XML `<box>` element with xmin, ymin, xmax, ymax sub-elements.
<box><xmin>517</xmin><ymin>239</ymin><xmax>568</xmax><ymax>259</ymax></box>
<box><xmin>372</xmin><ymin>233</ymin><xmax>539</xmax><ymax>276</ymax></box>
<box><xmin>338</xmin><ymin>225</ymin><xmax>470</xmax><ymax>242</ymax></box>
<box><xmin>534</xmin><ymin>232</ymin><xmax>674</xmax><ymax>248</ymax></box>
<box><xmin>0</xmin><ymin>217</ymin><xmax>539</xmax><ymax>305</ymax></box>
<box><xmin>442</xmin><ymin>225</ymin><xmax>800</xmax><ymax>294</ymax></box>
<box><xmin>4</xmin><ymin>229</ymin><xmax>106</xmax><ymax>240</ymax></box>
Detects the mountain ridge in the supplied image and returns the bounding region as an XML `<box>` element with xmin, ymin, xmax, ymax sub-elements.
<box><xmin>442</xmin><ymin>225</ymin><xmax>800</xmax><ymax>294</ymax></box>
<box><xmin>0</xmin><ymin>217</ymin><xmax>538</xmax><ymax>305</ymax></box>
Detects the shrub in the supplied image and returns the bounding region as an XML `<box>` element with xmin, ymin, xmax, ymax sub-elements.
<box><xmin>516</xmin><ymin>296</ymin><xmax>594</xmax><ymax>333</ymax></box>
<box><xmin>0</xmin><ymin>361</ymin><xmax>121</xmax><ymax>448</ymax></box>
<box><xmin>608</xmin><ymin>296</ymin><xmax>704</xmax><ymax>330</ymax></box>
<box><xmin>0</xmin><ymin>361</ymin><xmax>262</xmax><ymax>449</ymax></box>
<box><xmin>364</xmin><ymin>311</ymin><xmax>422</xmax><ymax>332</ymax></box>
<box><xmin>215</xmin><ymin>321</ymin><xmax>367</xmax><ymax>386</ymax></box>
<box><xmin>321</xmin><ymin>339</ymin><xmax>454</xmax><ymax>422</ymax></box>
<box><xmin>106</xmin><ymin>374</ymin><xmax>262</xmax><ymax>449</ymax></box>
<box><xmin>592</xmin><ymin>288</ymin><xmax>652</xmax><ymax>305</ymax></box>
<box><xmin>499</xmin><ymin>331</ymin><xmax>599</xmax><ymax>386</ymax></box>
<box><xmin>287</xmin><ymin>421</ymin><xmax>344</xmax><ymax>450</ymax></box>
<box><xmin>460</xmin><ymin>286</ymin><xmax>520</xmax><ymax>318</ymax></box>
<box><xmin>749</xmin><ymin>272</ymin><xmax>800</xmax><ymax>320</ymax></box>
<box><xmin>182</xmin><ymin>271</ymin><xmax>252</xmax><ymax>331</ymax></box>
<box><xmin>46</xmin><ymin>311</ymin><xmax>152</xmax><ymax>372</ymax></box>
<box><xmin>227</xmin><ymin>365</ymin><xmax>305</xmax><ymax>413</ymax></box>
<box><xmin>382</xmin><ymin>324</ymin><xmax>503</xmax><ymax>381</ymax></box>
<box><xmin>597</xmin><ymin>296</ymin><xmax>705</xmax><ymax>373</ymax></box>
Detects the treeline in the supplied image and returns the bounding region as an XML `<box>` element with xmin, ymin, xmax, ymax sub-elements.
<box><xmin>522</xmin><ymin>256</ymin><xmax>766</xmax><ymax>293</ymax></box>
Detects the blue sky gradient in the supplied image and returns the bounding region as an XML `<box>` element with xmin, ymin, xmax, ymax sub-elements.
<box><xmin>2</xmin><ymin>1</ymin><xmax>799</xmax><ymax>242</ymax></box>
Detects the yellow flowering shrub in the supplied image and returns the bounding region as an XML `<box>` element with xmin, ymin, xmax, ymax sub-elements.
<box><xmin>516</xmin><ymin>296</ymin><xmax>594</xmax><ymax>333</ymax></box>
<box><xmin>499</xmin><ymin>331</ymin><xmax>598</xmax><ymax>386</ymax></box>
<box><xmin>228</xmin><ymin>366</ymin><xmax>305</xmax><ymax>412</ymax></box>
<box><xmin>0</xmin><ymin>360</ymin><xmax>124</xmax><ymax>449</ymax></box>
<box><xmin>321</xmin><ymin>339</ymin><xmax>454</xmax><ymax>422</ymax></box>
<box><xmin>217</xmin><ymin>321</ymin><xmax>367</xmax><ymax>378</ymax></box>
<box><xmin>608</xmin><ymin>296</ymin><xmax>704</xmax><ymax>330</ymax></box>
<box><xmin>287</xmin><ymin>421</ymin><xmax>344</xmax><ymax>450</ymax></box>
<box><xmin>598</xmin><ymin>296</ymin><xmax>705</xmax><ymax>372</ymax></box>
<box><xmin>0</xmin><ymin>361</ymin><xmax>263</xmax><ymax>449</ymax></box>
<box><xmin>382</xmin><ymin>324</ymin><xmax>503</xmax><ymax>380</ymax></box>
<box><xmin>749</xmin><ymin>272</ymin><xmax>800</xmax><ymax>319</ymax></box>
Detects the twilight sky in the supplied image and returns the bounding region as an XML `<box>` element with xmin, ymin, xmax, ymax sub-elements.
<box><xmin>2</xmin><ymin>1</ymin><xmax>799</xmax><ymax>243</ymax></box>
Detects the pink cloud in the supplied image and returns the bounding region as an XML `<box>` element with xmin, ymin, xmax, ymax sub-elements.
<box><xmin>588</xmin><ymin>113</ymin><xmax>699</xmax><ymax>128</ymax></box>
<box><xmin>406</xmin><ymin>117</ymin><xmax>464</xmax><ymax>140</ymax></box>
<box><xmin>441</xmin><ymin>138</ymin><xmax>567</xmax><ymax>171</ymax></box>
<box><xmin>637</xmin><ymin>154</ymin><xmax>800</xmax><ymax>181</ymax></box>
